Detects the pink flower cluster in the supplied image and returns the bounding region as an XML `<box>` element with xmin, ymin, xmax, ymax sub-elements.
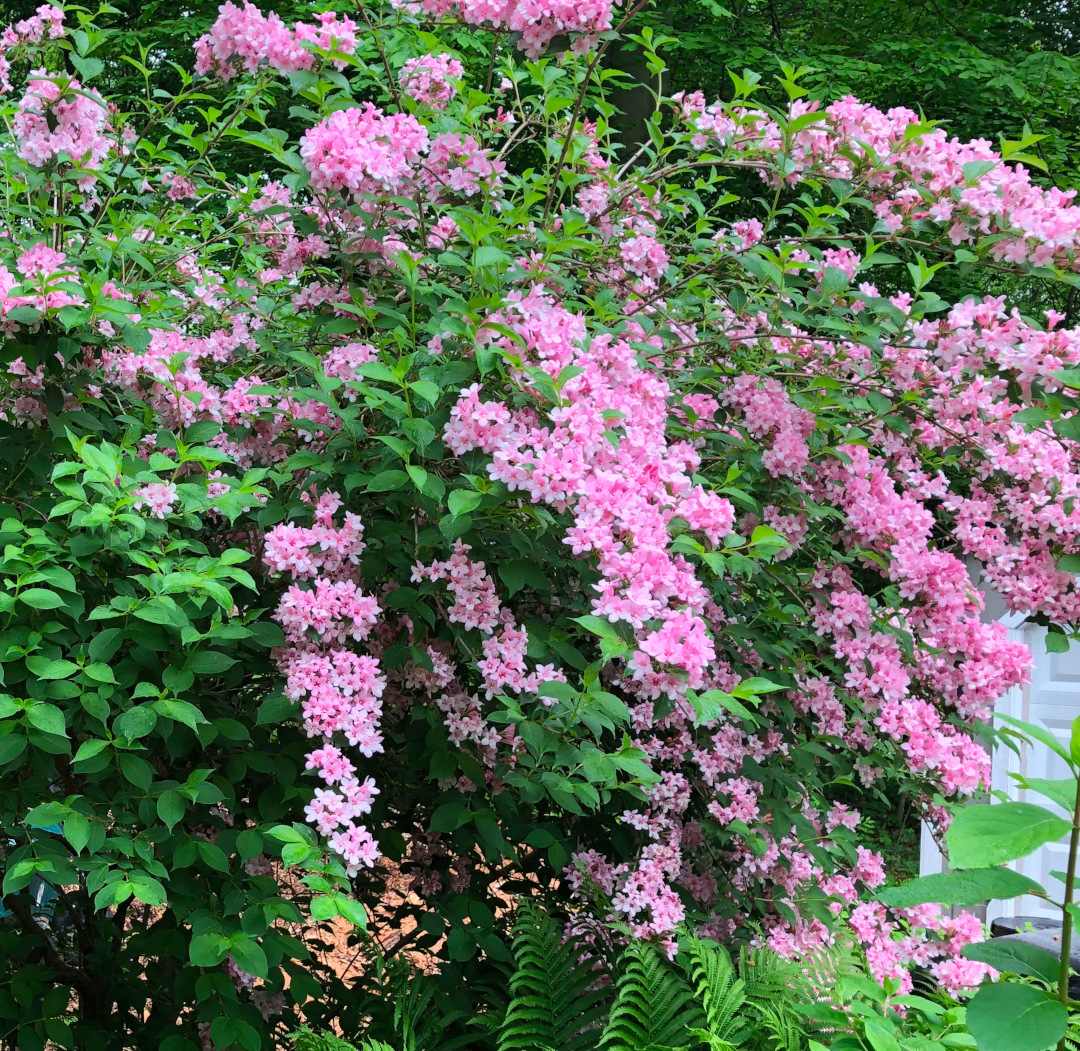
<box><xmin>677</xmin><ymin>92</ymin><xmax>1080</xmax><ymax>272</ymax></box>
<box><xmin>13</xmin><ymin>72</ymin><xmax>111</xmax><ymax>177</ymax></box>
<box><xmin>399</xmin><ymin>53</ymin><xmax>464</xmax><ymax>110</ymax></box>
<box><xmin>264</xmin><ymin>491</ymin><xmax>385</xmax><ymax>875</ymax></box>
<box><xmin>390</xmin><ymin>0</ymin><xmax>619</xmax><ymax>58</ymax></box>
<box><xmin>194</xmin><ymin>1</ymin><xmax>357</xmax><ymax>81</ymax></box>
<box><xmin>103</xmin><ymin>320</ymin><xmax>342</xmax><ymax>469</ymax></box>
<box><xmin>300</xmin><ymin>104</ymin><xmax>429</xmax><ymax>200</ymax></box>
<box><xmin>841</xmin><ymin>901</ymin><xmax>996</xmax><ymax>997</ymax></box>
<box><xmin>132</xmin><ymin>481</ymin><xmax>179</xmax><ymax>519</ymax></box>
<box><xmin>0</xmin><ymin>3</ymin><xmax>65</xmax><ymax>94</ymax></box>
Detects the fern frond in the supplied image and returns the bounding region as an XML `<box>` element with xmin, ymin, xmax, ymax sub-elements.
<box><xmin>684</xmin><ymin>937</ymin><xmax>747</xmax><ymax>1046</ymax></box>
<box><xmin>756</xmin><ymin>1001</ymin><xmax>806</xmax><ymax>1051</ymax></box>
<box><xmin>291</xmin><ymin>1028</ymin><xmax>397</xmax><ymax>1051</ymax></box>
<box><xmin>390</xmin><ymin>962</ymin><xmax>435</xmax><ymax>1051</ymax></box>
<box><xmin>599</xmin><ymin>941</ymin><xmax>702</xmax><ymax>1051</ymax></box>
<box><xmin>496</xmin><ymin>902</ymin><xmax>608</xmax><ymax>1051</ymax></box>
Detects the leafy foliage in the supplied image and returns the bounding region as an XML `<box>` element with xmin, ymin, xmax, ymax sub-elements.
<box><xmin>304</xmin><ymin>907</ymin><xmax>844</xmax><ymax>1051</ymax></box>
<box><xmin>2</xmin><ymin>0</ymin><xmax>1080</xmax><ymax>1046</ymax></box>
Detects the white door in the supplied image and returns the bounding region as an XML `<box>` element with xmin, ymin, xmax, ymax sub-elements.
<box><xmin>920</xmin><ymin>616</ymin><xmax>1076</xmax><ymax>924</ymax></box>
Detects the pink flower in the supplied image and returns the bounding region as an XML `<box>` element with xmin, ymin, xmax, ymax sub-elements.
<box><xmin>399</xmin><ymin>53</ymin><xmax>464</xmax><ymax>109</ymax></box>
<box><xmin>132</xmin><ymin>481</ymin><xmax>178</xmax><ymax>518</ymax></box>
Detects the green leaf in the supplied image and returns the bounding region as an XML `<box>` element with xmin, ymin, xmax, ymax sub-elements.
<box><xmin>256</xmin><ymin>693</ymin><xmax>295</xmax><ymax>726</ymax></box>
<box><xmin>65</xmin><ymin>812</ymin><xmax>90</xmax><ymax>854</ymax></box>
<box><xmin>155</xmin><ymin>700</ymin><xmax>207</xmax><ymax>730</ymax></box>
<box><xmin>689</xmin><ymin>689</ymin><xmax>753</xmax><ymax>724</ymax></box>
<box><xmin>571</xmin><ymin>615</ymin><xmax>621</xmax><ymax>641</ymax></box>
<box><xmin>498</xmin><ymin>559</ymin><xmax>546</xmax><ymax>596</ymax></box>
<box><xmin>119</xmin><ymin>753</ymin><xmax>153</xmax><ymax>790</ymax></box>
<box><xmin>0</xmin><ymin>734</ymin><xmax>27</xmax><ymax>765</ymax></box>
<box><xmin>334</xmin><ymin>895</ymin><xmax>368</xmax><ymax>928</ymax></box>
<box><xmin>128</xmin><ymin>871</ymin><xmax>167</xmax><ymax>906</ymax></box>
<box><xmin>410</xmin><ymin>379</ymin><xmax>441</xmax><ymax>407</ymax></box>
<box><xmin>998</xmin><ymin>713</ymin><xmax>1075</xmax><ymax>767</ymax></box>
<box><xmin>366</xmin><ymin>470</ymin><xmax>409</xmax><ymax>492</ymax></box>
<box><xmin>1046</xmin><ymin>631</ymin><xmax>1070</xmax><ymax>654</ymax></box>
<box><xmin>267</xmin><ymin>824</ymin><xmax>306</xmax><ymax>844</ymax></box>
<box><xmin>83</xmin><ymin>662</ymin><xmax>117</xmax><ymax>684</ymax></box>
<box><xmin>310</xmin><ymin>895</ymin><xmax>337</xmax><ymax>921</ymax></box>
<box><xmin>70</xmin><ymin>55</ymin><xmax>105</xmax><ymax>81</ymax></box>
<box><xmin>228</xmin><ymin>936</ymin><xmax>268</xmax><ymax>979</ymax></box>
<box><xmin>448</xmin><ymin>490</ymin><xmax>482</xmax><ymax>518</ymax></box>
<box><xmin>32</xmin><ymin>659</ymin><xmax>80</xmax><ymax>680</ymax></box>
<box><xmin>118</xmin><ymin>704</ymin><xmax>158</xmax><ymax>740</ymax></box>
<box><xmin>189</xmin><ymin>650</ymin><xmax>236</xmax><ymax>674</ymax></box>
<box><xmin>25</xmin><ymin>801</ymin><xmax>69</xmax><ymax>828</ymax></box>
<box><xmin>878</xmin><ymin>867</ymin><xmax>1046</xmax><ymax>908</ymax></box>
<box><xmin>862</xmin><ymin>1018</ymin><xmax>901</xmax><ymax>1051</ymax></box>
<box><xmin>963</xmin><ymin>940</ymin><xmax>1060</xmax><ymax>984</ymax></box>
<box><xmin>157</xmin><ymin>790</ymin><xmax>186</xmax><ymax>830</ymax></box>
<box><xmin>1018</xmin><ymin>777</ymin><xmax>1079</xmax><ymax>812</ymax></box>
<box><xmin>474</xmin><ymin>245</ymin><xmax>512</xmax><ymax>267</ymax></box>
<box><xmin>966</xmin><ymin>982</ymin><xmax>1067</xmax><ymax>1051</ymax></box>
<box><xmin>18</xmin><ymin>588</ymin><xmax>65</xmax><ymax>609</ymax></box>
<box><xmin>732</xmin><ymin>676</ymin><xmax>784</xmax><ymax>698</ymax></box>
<box><xmin>189</xmin><ymin>931</ymin><xmax>229</xmax><ymax>968</ymax></box>
<box><xmin>25</xmin><ymin>703</ymin><xmax>66</xmax><ymax>736</ymax></box>
<box><xmin>946</xmin><ymin>802</ymin><xmax>1072</xmax><ymax>869</ymax></box>
<box><xmin>73</xmin><ymin>739</ymin><xmax>109</xmax><ymax>763</ymax></box>
<box><xmin>962</xmin><ymin>159</ymin><xmax>998</xmax><ymax>184</ymax></box>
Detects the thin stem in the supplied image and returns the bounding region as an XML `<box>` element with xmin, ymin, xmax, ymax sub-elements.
<box><xmin>1058</xmin><ymin>772</ymin><xmax>1080</xmax><ymax>1029</ymax></box>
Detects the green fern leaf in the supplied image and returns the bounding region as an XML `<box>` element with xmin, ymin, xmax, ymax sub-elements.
<box><xmin>684</xmin><ymin>937</ymin><xmax>747</xmax><ymax>1045</ymax></box>
<box><xmin>600</xmin><ymin>942</ymin><xmax>702</xmax><ymax>1051</ymax></box>
<box><xmin>290</xmin><ymin>1028</ymin><xmax>364</xmax><ymax>1051</ymax></box>
<box><xmin>497</xmin><ymin>902</ymin><xmax>608</xmax><ymax>1051</ymax></box>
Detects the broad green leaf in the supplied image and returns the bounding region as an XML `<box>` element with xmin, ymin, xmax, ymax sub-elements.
<box><xmin>448</xmin><ymin>490</ymin><xmax>482</xmax><ymax>517</ymax></box>
<box><xmin>25</xmin><ymin>703</ymin><xmax>66</xmax><ymax>736</ymax></box>
<box><xmin>732</xmin><ymin>676</ymin><xmax>784</xmax><ymax>697</ymax></box>
<box><xmin>31</xmin><ymin>659</ymin><xmax>80</xmax><ymax>680</ymax></box>
<box><xmin>64</xmin><ymin>812</ymin><xmax>90</xmax><ymax>854</ymax></box>
<box><xmin>228</xmin><ymin>936</ymin><xmax>268</xmax><ymax>979</ymax></box>
<box><xmin>189</xmin><ymin>650</ymin><xmax>236</xmax><ymax>675</ymax></box>
<box><xmin>310</xmin><ymin>895</ymin><xmax>338</xmax><ymax>921</ymax></box>
<box><xmin>366</xmin><ymin>470</ymin><xmax>409</xmax><ymax>492</ymax></box>
<box><xmin>966</xmin><ymin>982</ymin><xmax>1067</xmax><ymax>1051</ymax></box>
<box><xmin>963</xmin><ymin>940</ymin><xmax>1060</xmax><ymax>984</ymax></box>
<box><xmin>157</xmin><ymin>790</ymin><xmax>186</xmax><ymax>830</ymax></box>
<box><xmin>189</xmin><ymin>931</ymin><xmax>229</xmax><ymax>968</ymax></box>
<box><xmin>689</xmin><ymin>689</ymin><xmax>753</xmax><ymax>724</ymax></box>
<box><xmin>0</xmin><ymin>734</ymin><xmax>26</xmax><ymax>765</ymax></box>
<box><xmin>1016</xmin><ymin>776</ymin><xmax>1079</xmax><ymax>812</ymax></box>
<box><xmin>18</xmin><ymin>588</ymin><xmax>65</xmax><ymax>609</ymax></box>
<box><xmin>571</xmin><ymin>614</ymin><xmax>620</xmax><ymax>640</ymax></box>
<box><xmin>862</xmin><ymin>1018</ymin><xmax>901</xmax><ymax>1051</ymax></box>
<box><xmin>25</xmin><ymin>801</ymin><xmax>69</xmax><ymax>828</ymax></box>
<box><xmin>947</xmin><ymin>802</ymin><xmax>1072</xmax><ymax>869</ymax></box>
<box><xmin>334</xmin><ymin>895</ymin><xmax>368</xmax><ymax>928</ymax></box>
<box><xmin>878</xmin><ymin>866</ymin><xmax>1046</xmax><ymax>908</ymax></box>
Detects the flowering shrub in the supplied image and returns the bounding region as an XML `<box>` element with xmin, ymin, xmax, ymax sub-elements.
<box><xmin>1</xmin><ymin>0</ymin><xmax>1079</xmax><ymax>1047</ymax></box>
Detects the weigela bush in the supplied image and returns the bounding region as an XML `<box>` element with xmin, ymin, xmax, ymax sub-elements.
<box><xmin>1</xmin><ymin>0</ymin><xmax>1079</xmax><ymax>1046</ymax></box>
